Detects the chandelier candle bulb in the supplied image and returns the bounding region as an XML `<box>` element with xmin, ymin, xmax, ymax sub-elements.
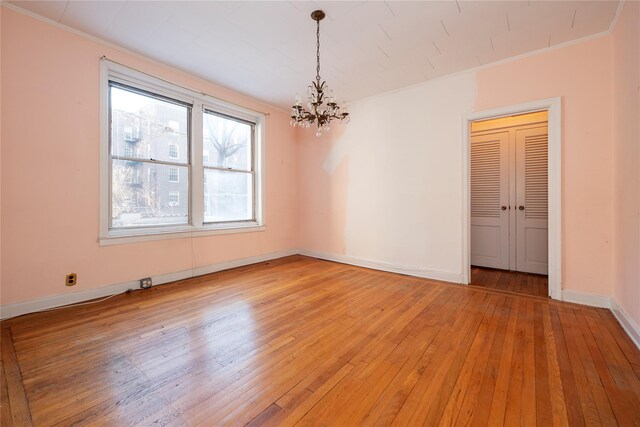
<box><xmin>290</xmin><ymin>10</ymin><xmax>350</xmax><ymax>136</ymax></box>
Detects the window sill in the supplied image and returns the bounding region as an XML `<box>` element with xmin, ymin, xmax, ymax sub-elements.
<box><xmin>99</xmin><ymin>223</ymin><xmax>265</xmax><ymax>246</ymax></box>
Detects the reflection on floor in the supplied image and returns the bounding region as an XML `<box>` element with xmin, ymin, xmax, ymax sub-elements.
<box><xmin>471</xmin><ymin>266</ymin><xmax>548</xmax><ymax>297</ymax></box>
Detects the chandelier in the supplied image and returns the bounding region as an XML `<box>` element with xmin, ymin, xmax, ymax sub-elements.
<box><xmin>290</xmin><ymin>10</ymin><xmax>349</xmax><ymax>136</ymax></box>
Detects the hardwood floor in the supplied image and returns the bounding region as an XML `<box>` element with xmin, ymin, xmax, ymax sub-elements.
<box><xmin>1</xmin><ymin>255</ymin><xmax>639</xmax><ymax>426</ymax></box>
<box><xmin>471</xmin><ymin>266</ymin><xmax>549</xmax><ymax>298</ymax></box>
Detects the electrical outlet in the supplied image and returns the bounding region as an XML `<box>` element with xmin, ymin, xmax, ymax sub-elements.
<box><xmin>66</xmin><ymin>273</ymin><xmax>77</xmax><ymax>286</ymax></box>
<box><xmin>140</xmin><ymin>277</ymin><xmax>152</xmax><ymax>289</ymax></box>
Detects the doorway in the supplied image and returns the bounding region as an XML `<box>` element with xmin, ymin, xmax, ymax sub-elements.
<box><xmin>462</xmin><ymin>98</ymin><xmax>562</xmax><ymax>300</ymax></box>
<box><xmin>469</xmin><ymin>111</ymin><xmax>549</xmax><ymax>296</ymax></box>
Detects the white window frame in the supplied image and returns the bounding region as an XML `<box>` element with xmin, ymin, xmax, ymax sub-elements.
<box><xmin>99</xmin><ymin>59</ymin><xmax>266</xmax><ymax>245</ymax></box>
<box><xmin>202</xmin><ymin>109</ymin><xmax>257</xmax><ymax>224</ymax></box>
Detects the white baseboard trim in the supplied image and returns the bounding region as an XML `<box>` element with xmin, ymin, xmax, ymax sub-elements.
<box><xmin>610</xmin><ymin>299</ymin><xmax>640</xmax><ymax>350</ymax></box>
<box><xmin>299</xmin><ymin>249</ymin><xmax>462</xmax><ymax>284</ymax></box>
<box><xmin>561</xmin><ymin>290</ymin><xmax>611</xmax><ymax>308</ymax></box>
<box><xmin>5</xmin><ymin>248</ymin><xmax>638</xmax><ymax>352</ymax></box>
<box><xmin>0</xmin><ymin>249</ymin><xmax>299</xmax><ymax>320</ymax></box>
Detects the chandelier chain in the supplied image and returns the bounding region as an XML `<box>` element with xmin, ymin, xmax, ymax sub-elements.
<box><xmin>316</xmin><ymin>18</ymin><xmax>321</xmax><ymax>83</ymax></box>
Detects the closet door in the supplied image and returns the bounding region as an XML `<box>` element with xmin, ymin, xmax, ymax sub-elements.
<box><xmin>470</xmin><ymin>131</ymin><xmax>510</xmax><ymax>270</ymax></box>
<box><xmin>515</xmin><ymin>126</ymin><xmax>548</xmax><ymax>274</ymax></box>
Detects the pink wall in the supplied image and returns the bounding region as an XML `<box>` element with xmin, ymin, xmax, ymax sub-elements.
<box><xmin>1</xmin><ymin>5</ymin><xmax>635</xmax><ymax>314</ymax></box>
<box><xmin>0</xmin><ymin>5</ymin><xmax>3</xmax><ymax>304</ymax></box>
<box><xmin>476</xmin><ymin>36</ymin><xmax>613</xmax><ymax>296</ymax></box>
<box><xmin>298</xmin><ymin>126</ymin><xmax>349</xmax><ymax>255</ymax></box>
<box><xmin>612</xmin><ymin>1</ymin><xmax>640</xmax><ymax>327</ymax></box>
<box><xmin>0</xmin><ymin>8</ymin><xmax>298</xmax><ymax>305</ymax></box>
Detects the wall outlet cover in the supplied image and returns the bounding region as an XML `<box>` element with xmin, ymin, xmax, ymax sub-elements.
<box><xmin>140</xmin><ymin>277</ymin><xmax>152</xmax><ymax>289</ymax></box>
<box><xmin>66</xmin><ymin>273</ymin><xmax>77</xmax><ymax>286</ymax></box>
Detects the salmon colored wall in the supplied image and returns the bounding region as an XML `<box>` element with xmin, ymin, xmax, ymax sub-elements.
<box><xmin>475</xmin><ymin>36</ymin><xmax>613</xmax><ymax>296</ymax></box>
<box><xmin>612</xmin><ymin>1</ymin><xmax>640</xmax><ymax>327</ymax></box>
<box><xmin>0</xmin><ymin>8</ymin><xmax>298</xmax><ymax>305</ymax></box>
<box><xmin>0</xmin><ymin>5</ymin><xmax>3</xmax><ymax>303</ymax></box>
<box><xmin>298</xmin><ymin>125</ymin><xmax>349</xmax><ymax>255</ymax></box>
<box><xmin>0</xmin><ymin>5</ymin><xmax>631</xmax><ymax>311</ymax></box>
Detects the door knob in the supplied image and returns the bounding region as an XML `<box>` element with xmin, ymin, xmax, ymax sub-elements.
<box><xmin>519</xmin><ymin>205</ymin><xmax>525</xmax><ymax>210</ymax></box>
<box><xmin>501</xmin><ymin>206</ymin><xmax>507</xmax><ymax>211</ymax></box>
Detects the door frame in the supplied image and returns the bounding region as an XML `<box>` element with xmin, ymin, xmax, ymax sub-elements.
<box><xmin>461</xmin><ymin>97</ymin><xmax>562</xmax><ymax>300</ymax></box>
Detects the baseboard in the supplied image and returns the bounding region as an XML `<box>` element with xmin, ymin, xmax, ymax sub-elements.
<box><xmin>299</xmin><ymin>249</ymin><xmax>462</xmax><ymax>284</ymax></box>
<box><xmin>610</xmin><ymin>299</ymin><xmax>640</xmax><ymax>350</ymax></box>
<box><xmin>6</xmin><ymin>248</ymin><xmax>637</xmax><ymax>352</ymax></box>
<box><xmin>0</xmin><ymin>249</ymin><xmax>299</xmax><ymax>320</ymax></box>
<box><xmin>561</xmin><ymin>290</ymin><xmax>611</xmax><ymax>308</ymax></box>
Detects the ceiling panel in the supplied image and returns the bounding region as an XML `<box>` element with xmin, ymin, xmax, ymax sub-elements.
<box><xmin>508</xmin><ymin>0</ymin><xmax>578</xmax><ymax>28</ymax></box>
<box><xmin>551</xmin><ymin>1</ymin><xmax>618</xmax><ymax>44</ymax></box>
<box><xmin>7</xmin><ymin>0</ymin><xmax>620</xmax><ymax>110</ymax></box>
<box><xmin>492</xmin><ymin>25</ymin><xmax>550</xmax><ymax>58</ymax></box>
<box><xmin>60</xmin><ymin>1</ymin><xmax>126</xmax><ymax>36</ymax></box>
<box><xmin>574</xmin><ymin>0</ymin><xmax>619</xmax><ymax>30</ymax></box>
<box><xmin>107</xmin><ymin>2</ymin><xmax>178</xmax><ymax>42</ymax></box>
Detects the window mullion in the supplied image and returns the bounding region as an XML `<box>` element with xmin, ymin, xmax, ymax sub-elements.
<box><xmin>191</xmin><ymin>101</ymin><xmax>204</xmax><ymax>228</ymax></box>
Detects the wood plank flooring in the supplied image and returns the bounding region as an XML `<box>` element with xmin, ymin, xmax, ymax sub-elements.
<box><xmin>1</xmin><ymin>255</ymin><xmax>639</xmax><ymax>426</ymax></box>
<box><xmin>471</xmin><ymin>266</ymin><xmax>549</xmax><ymax>297</ymax></box>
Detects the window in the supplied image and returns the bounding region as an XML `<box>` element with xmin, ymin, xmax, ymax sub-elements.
<box><xmin>168</xmin><ymin>167</ymin><xmax>179</xmax><ymax>183</ymax></box>
<box><xmin>109</xmin><ymin>82</ymin><xmax>190</xmax><ymax>229</ymax></box>
<box><xmin>101</xmin><ymin>60</ymin><xmax>264</xmax><ymax>243</ymax></box>
<box><xmin>124</xmin><ymin>124</ymin><xmax>140</xmax><ymax>142</ymax></box>
<box><xmin>203</xmin><ymin>111</ymin><xmax>254</xmax><ymax>223</ymax></box>
<box><xmin>169</xmin><ymin>144</ymin><xmax>178</xmax><ymax>160</ymax></box>
<box><xmin>168</xmin><ymin>191</ymin><xmax>180</xmax><ymax>207</ymax></box>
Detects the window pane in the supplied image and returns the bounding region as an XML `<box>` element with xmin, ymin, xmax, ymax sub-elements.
<box><xmin>204</xmin><ymin>169</ymin><xmax>253</xmax><ymax>222</ymax></box>
<box><xmin>110</xmin><ymin>85</ymin><xmax>189</xmax><ymax>164</ymax></box>
<box><xmin>203</xmin><ymin>111</ymin><xmax>252</xmax><ymax>171</ymax></box>
<box><xmin>112</xmin><ymin>159</ymin><xmax>189</xmax><ymax>227</ymax></box>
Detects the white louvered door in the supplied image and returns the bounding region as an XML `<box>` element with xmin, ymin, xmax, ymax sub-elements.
<box><xmin>470</xmin><ymin>131</ymin><xmax>510</xmax><ymax>270</ymax></box>
<box><xmin>515</xmin><ymin>125</ymin><xmax>549</xmax><ymax>274</ymax></box>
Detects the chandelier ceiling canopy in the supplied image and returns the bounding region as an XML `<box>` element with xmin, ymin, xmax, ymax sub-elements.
<box><xmin>290</xmin><ymin>10</ymin><xmax>350</xmax><ymax>137</ymax></box>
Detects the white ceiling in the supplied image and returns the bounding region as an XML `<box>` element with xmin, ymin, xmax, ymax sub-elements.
<box><xmin>8</xmin><ymin>1</ymin><xmax>620</xmax><ymax>110</ymax></box>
